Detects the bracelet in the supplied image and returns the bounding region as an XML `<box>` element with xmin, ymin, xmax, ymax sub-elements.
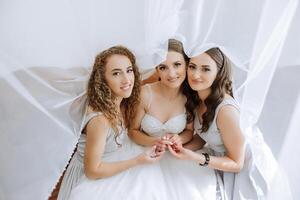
<box><xmin>199</xmin><ymin>153</ymin><xmax>210</xmax><ymax>166</ymax></box>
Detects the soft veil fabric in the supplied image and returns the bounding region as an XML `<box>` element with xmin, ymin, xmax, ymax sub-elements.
<box><xmin>0</xmin><ymin>0</ymin><xmax>299</xmax><ymax>199</ymax></box>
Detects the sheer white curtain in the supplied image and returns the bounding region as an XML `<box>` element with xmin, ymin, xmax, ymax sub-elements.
<box><xmin>0</xmin><ymin>0</ymin><xmax>299</xmax><ymax>199</ymax></box>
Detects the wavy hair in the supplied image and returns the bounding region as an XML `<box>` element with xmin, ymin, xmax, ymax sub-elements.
<box><xmin>184</xmin><ymin>47</ymin><xmax>233</xmax><ymax>132</ymax></box>
<box><xmin>87</xmin><ymin>46</ymin><xmax>141</xmax><ymax>143</ymax></box>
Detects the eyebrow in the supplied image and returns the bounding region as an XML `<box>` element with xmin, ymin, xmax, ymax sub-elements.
<box><xmin>158</xmin><ymin>64</ymin><xmax>167</xmax><ymax>67</ymax></box>
<box><xmin>111</xmin><ymin>66</ymin><xmax>133</xmax><ymax>72</ymax></box>
<box><xmin>189</xmin><ymin>62</ymin><xmax>210</xmax><ymax>68</ymax></box>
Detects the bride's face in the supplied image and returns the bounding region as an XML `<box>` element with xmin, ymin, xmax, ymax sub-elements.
<box><xmin>156</xmin><ymin>51</ymin><xmax>186</xmax><ymax>89</ymax></box>
<box><xmin>104</xmin><ymin>54</ymin><xmax>135</xmax><ymax>98</ymax></box>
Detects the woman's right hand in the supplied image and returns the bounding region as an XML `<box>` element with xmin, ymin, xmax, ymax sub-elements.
<box><xmin>154</xmin><ymin>136</ymin><xmax>172</xmax><ymax>154</ymax></box>
<box><xmin>135</xmin><ymin>145</ymin><xmax>164</xmax><ymax>165</ymax></box>
<box><xmin>168</xmin><ymin>143</ymin><xmax>196</xmax><ymax>161</ymax></box>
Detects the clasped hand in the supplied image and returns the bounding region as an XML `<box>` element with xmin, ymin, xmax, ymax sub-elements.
<box><xmin>138</xmin><ymin>134</ymin><xmax>194</xmax><ymax>164</ymax></box>
<box><xmin>157</xmin><ymin>134</ymin><xmax>195</xmax><ymax>161</ymax></box>
<box><xmin>154</xmin><ymin>134</ymin><xmax>182</xmax><ymax>155</ymax></box>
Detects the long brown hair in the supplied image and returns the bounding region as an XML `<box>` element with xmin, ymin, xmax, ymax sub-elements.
<box><xmin>184</xmin><ymin>47</ymin><xmax>233</xmax><ymax>132</ymax></box>
<box><xmin>87</xmin><ymin>46</ymin><xmax>141</xmax><ymax>141</ymax></box>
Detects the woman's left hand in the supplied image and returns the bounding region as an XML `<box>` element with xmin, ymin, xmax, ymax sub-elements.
<box><xmin>168</xmin><ymin>134</ymin><xmax>182</xmax><ymax>146</ymax></box>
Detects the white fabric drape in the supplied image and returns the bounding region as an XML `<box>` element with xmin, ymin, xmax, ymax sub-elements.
<box><xmin>0</xmin><ymin>0</ymin><xmax>299</xmax><ymax>199</ymax></box>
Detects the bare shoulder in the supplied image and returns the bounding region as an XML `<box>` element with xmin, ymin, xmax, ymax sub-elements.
<box><xmin>218</xmin><ymin>105</ymin><xmax>239</xmax><ymax>120</ymax></box>
<box><xmin>219</xmin><ymin>95</ymin><xmax>239</xmax><ymax>117</ymax></box>
<box><xmin>140</xmin><ymin>83</ymin><xmax>156</xmax><ymax>107</ymax></box>
<box><xmin>140</xmin><ymin>84</ymin><xmax>150</xmax><ymax>99</ymax></box>
<box><xmin>216</xmin><ymin>104</ymin><xmax>244</xmax><ymax>146</ymax></box>
<box><xmin>86</xmin><ymin>114</ymin><xmax>110</xmax><ymax>138</ymax></box>
<box><xmin>216</xmin><ymin>96</ymin><xmax>240</xmax><ymax>126</ymax></box>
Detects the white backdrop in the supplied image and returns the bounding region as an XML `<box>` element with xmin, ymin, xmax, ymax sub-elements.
<box><xmin>0</xmin><ymin>0</ymin><xmax>299</xmax><ymax>199</ymax></box>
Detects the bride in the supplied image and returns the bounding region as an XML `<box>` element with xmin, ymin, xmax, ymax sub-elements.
<box><xmin>129</xmin><ymin>39</ymin><xmax>217</xmax><ymax>200</ymax></box>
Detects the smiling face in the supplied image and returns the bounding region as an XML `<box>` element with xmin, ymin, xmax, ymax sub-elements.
<box><xmin>187</xmin><ymin>52</ymin><xmax>218</xmax><ymax>93</ymax></box>
<box><xmin>156</xmin><ymin>51</ymin><xmax>187</xmax><ymax>89</ymax></box>
<box><xmin>105</xmin><ymin>54</ymin><xmax>135</xmax><ymax>98</ymax></box>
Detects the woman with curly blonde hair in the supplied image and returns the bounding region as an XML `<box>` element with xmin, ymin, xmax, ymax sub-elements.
<box><xmin>58</xmin><ymin>46</ymin><xmax>167</xmax><ymax>200</ymax></box>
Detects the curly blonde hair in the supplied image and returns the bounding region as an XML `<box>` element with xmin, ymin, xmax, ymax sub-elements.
<box><xmin>87</xmin><ymin>46</ymin><xmax>141</xmax><ymax>142</ymax></box>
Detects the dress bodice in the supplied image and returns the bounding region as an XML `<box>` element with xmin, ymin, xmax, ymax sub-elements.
<box><xmin>194</xmin><ymin>98</ymin><xmax>239</xmax><ymax>155</ymax></box>
<box><xmin>140</xmin><ymin>84</ymin><xmax>187</xmax><ymax>137</ymax></box>
<box><xmin>141</xmin><ymin>113</ymin><xmax>186</xmax><ymax>137</ymax></box>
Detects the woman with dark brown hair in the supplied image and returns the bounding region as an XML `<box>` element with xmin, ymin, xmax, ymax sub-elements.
<box><xmin>128</xmin><ymin>39</ymin><xmax>216</xmax><ymax>200</ymax></box>
<box><xmin>58</xmin><ymin>46</ymin><xmax>167</xmax><ymax>200</ymax></box>
<box><xmin>169</xmin><ymin>47</ymin><xmax>270</xmax><ymax>199</ymax></box>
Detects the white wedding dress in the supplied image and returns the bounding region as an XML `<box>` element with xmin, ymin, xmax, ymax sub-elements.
<box><xmin>129</xmin><ymin>84</ymin><xmax>217</xmax><ymax>200</ymax></box>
